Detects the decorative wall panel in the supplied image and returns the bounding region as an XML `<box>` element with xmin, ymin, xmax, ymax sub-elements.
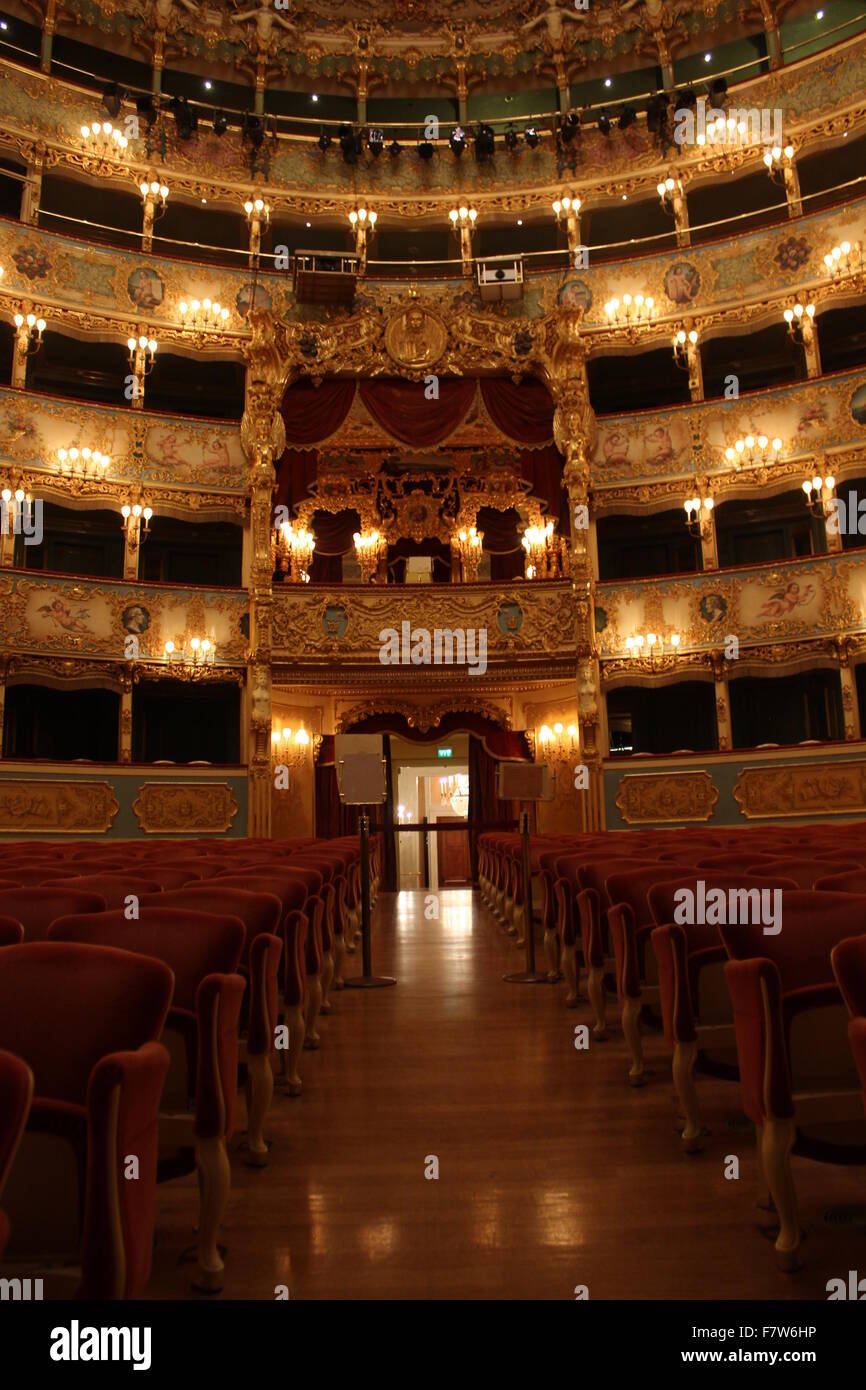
<box><xmin>132</xmin><ymin>781</ymin><xmax>239</xmax><ymax>833</ymax></box>
<box><xmin>614</xmin><ymin>770</ymin><xmax>719</xmax><ymax>824</ymax></box>
<box><xmin>0</xmin><ymin>779</ymin><xmax>118</xmax><ymax>832</ymax></box>
<box><xmin>732</xmin><ymin>762</ymin><xmax>866</xmax><ymax>819</ymax></box>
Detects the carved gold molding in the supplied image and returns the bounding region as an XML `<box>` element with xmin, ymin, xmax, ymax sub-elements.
<box><xmin>732</xmin><ymin>761</ymin><xmax>866</xmax><ymax>819</ymax></box>
<box><xmin>132</xmin><ymin>781</ymin><xmax>239</xmax><ymax>833</ymax></box>
<box><xmin>0</xmin><ymin>778</ymin><xmax>118</xmax><ymax>833</ymax></box>
<box><xmin>614</xmin><ymin>770</ymin><xmax>719</xmax><ymax>824</ymax></box>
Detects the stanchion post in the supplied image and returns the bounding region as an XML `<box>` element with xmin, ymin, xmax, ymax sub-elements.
<box><xmin>503</xmin><ymin>807</ymin><xmax>553</xmax><ymax>984</ymax></box>
<box><xmin>345</xmin><ymin>809</ymin><xmax>396</xmax><ymax>989</ymax></box>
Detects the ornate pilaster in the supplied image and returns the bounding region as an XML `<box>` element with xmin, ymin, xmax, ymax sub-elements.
<box><xmin>833</xmin><ymin>636</ymin><xmax>862</xmax><ymax>741</ymax></box>
<box><xmin>759</xmin><ymin>0</ymin><xmax>783</xmax><ymax>70</ymax></box>
<box><xmin>40</xmin><ymin>0</ymin><xmax>56</xmax><ymax>72</ymax></box>
<box><xmin>119</xmin><ymin>670</ymin><xmax>133</xmax><ymax>763</ymax></box>
<box><xmin>21</xmin><ymin>147</ymin><xmax>45</xmax><ymax>226</ymax></box>
<box><xmin>241</xmin><ymin>310</ymin><xmax>289</xmax><ymax>838</ymax></box>
<box><xmin>711</xmin><ymin>649</ymin><xmax>732</xmax><ymax>751</ymax></box>
<box><xmin>545</xmin><ymin>309</ymin><xmax>605</xmax><ymax>829</ymax></box>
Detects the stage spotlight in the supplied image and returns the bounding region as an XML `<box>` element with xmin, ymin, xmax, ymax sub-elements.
<box><xmin>474</xmin><ymin>123</ymin><xmax>495</xmax><ymax>160</ymax></box>
<box><xmin>450</xmin><ymin>124</ymin><xmax>466</xmax><ymax>156</ymax></box>
<box><xmin>524</xmin><ymin>124</ymin><xmax>539</xmax><ymax>148</ymax></box>
<box><xmin>171</xmin><ymin>96</ymin><xmax>196</xmax><ymax>141</ymax></box>
<box><xmin>212</xmin><ymin>109</ymin><xmax>228</xmax><ymax>136</ymax></box>
<box><xmin>136</xmin><ymin>94</ymin><xmax>156</xmax><ymax>125</ymax></box>
<box><xmin>339</xmin><ymin>125</ymin><xmax>360</xmax><ymax>163</ymax></box>
<box><xmin>598</xmin><ymin>111</ymin><xmax>611</xmax><ymax>136</ymax></box>
<box><xmin>367</xmin><ymin>127</ymin><xmax>384</xmax><ymax>156</ymax></box>
<box><xmin>618</xmin><ymin>104</ymin><xmax>637</xmax><ymax>131</ymax></box>
<box><xmin>417</xmin><ymin>139</ymin><xmax>434</xmax><ymax>160</ymax></box>
<box><xmin>709</xmin><ymin>76</ymin><xmax>728</xmax><ymax>102</ymax></box>
<box><xmin>102</xmin><ymin>81</ymin><xmax>121</xmax><ymax>117</ymax></box>
<box><xmin>504</xmin><ymin>124</ymin><xmax>518</xmax><ymax>150</ymax></box>
<box><xmin>677</xmin><ymin>87</ymin><xmax>698</xmax><ymax>111</ymax></box>
<box><xmin>242</xmin><ymin>112</ymin><xmax>263</xmax><ymax>149</ymax></box>
<box><xmin>389</xmin><ymin>139</ymin><xmax>400</xmax><ymax>157</ymax></box>
<box><xmin>317</xmin><ymin>129</ymin><xmax>332</xmax><ymax>152</ymax></box>
<box><xmin>646</xmin><ymin>93</ymin><xmax>669</xmax><ymax>133</ymax></box>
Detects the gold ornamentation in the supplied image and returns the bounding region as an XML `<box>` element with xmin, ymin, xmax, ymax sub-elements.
<box><xmin>384</xmin><ymin>302</ymin><xmax>448</xmax><ymax>371</ymax></box>
<box><xmin>0</xmin><ymin>779</ymin><xmax>118</xmax><ymax>832</ymax></box>
<box><xmin>132</xmin><ymin>781</ymin><xmax>239</xmax><ymax>833</ymax></box>
<box><xmin>335</xmin><ymin>696</ymin><xmax>511</xmax><ymax>733</ymax></box>
<box><xmin>733</xmin><ymin>761</ymin><xmax>866</xmax><ymax>819</ymax></box>
<box><xmin>615</xmin><ymin>770</ymin><xmax>719</xmax><ymax>824</ymax></box>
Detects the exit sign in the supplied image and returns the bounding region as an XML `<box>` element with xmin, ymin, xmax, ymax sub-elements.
<box><xmin>437</xmin><ymin>748</ymin><xmax>452</xmax><ymax>758</ymax></box>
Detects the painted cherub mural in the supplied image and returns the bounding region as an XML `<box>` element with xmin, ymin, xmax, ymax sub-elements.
<box><xmin>644</xmin><ymin>424</ymin><xmax>676</xmax><ymax>467</ymax></box>
<box><xmin>601</xmin><ymin>429</ymin><xmax>631</xmax><ymax>466</ymax></box>
<box><xmin>756</xmin><ymin>580</ymin><xmax>816</xmax><ymax>619</ymax></box>
<box><xmin>37</xmin><ymin>597</ymin><xmax>91</xmax><ymax>633</ymax></box>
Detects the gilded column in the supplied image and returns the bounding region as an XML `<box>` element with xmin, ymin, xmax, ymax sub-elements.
<box><xmin>712</xmin><ymin>651</ymin><xmax>733</xmax><ymax>751</ymax></box>
<box><xmin>241</xmin><ymin>310</ymin><xmax>288</xmax><ymax>839</ymax></box>
<box><xmin>547</xmin><ymin>310</ymin><xmax>605</xmax><ymax>830</ymax></box>
<box><xmin>40</xmin><ymin>0</ymin><xmax>56</xmax><ymax>72</ymax></box>
<box><xmin>759</xmin><ymin>0</ymin><xmax>783</xmax><ymax>70</ymax></box>
<box><xmin>834</xmin><ymin>637</ymin><xmax>862</xmax><ymax>741</ymax></box>
<box><xmin>20</xmin><ymin>147</ymin><xmax>45</xmax><ymax>225</ymax></box>
<box><xmin>119</xmin><ymin>669</ymin><xmax>133</xmax><ymax>763</ymax></box>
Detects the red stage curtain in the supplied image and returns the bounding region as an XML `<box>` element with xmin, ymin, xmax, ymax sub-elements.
<box><xmin>519</xmin><ymin>445</ymin><xmax>565</xmax><ymax>520</ymax></box>
<box><xmin>280</xmin><ymin>379</ymin><xmax>356</xmax><ymax>447</ymax></box>
<box><xmin>480</xmin><ymin>377</ymin><xmax>554</xmax><ymax>446</ymax></box>
<box><xmin>275</xmin><ymin>449</ymin><xmax>318</xmax><ymax>513</ymax></box>
<box><xmin>476</xmin><ymin>506</ymin><xmax>524</xmax><ymax>581</ymax></box>
<box><xmin>359</xmin><ymin>378</ymin><xmax>477</xmax><ymax>447</ymax></box>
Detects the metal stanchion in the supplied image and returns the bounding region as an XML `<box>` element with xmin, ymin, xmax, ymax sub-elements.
<box><xmin>503</xmin><ymin>809</ymin><xmax>552</xmax><ymax>984</ymax></box>
<box><xmin>345</xmin><ymin>810</ymin><xmax>396</xmax><ymax>989</ymax></box>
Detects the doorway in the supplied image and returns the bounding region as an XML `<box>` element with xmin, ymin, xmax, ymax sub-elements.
<box><xmin>391</xmin><ymin>734</ymin><xmax>472</xmax><ymax>890</ymax></box>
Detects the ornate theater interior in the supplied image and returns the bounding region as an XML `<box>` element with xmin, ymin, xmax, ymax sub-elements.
<box><xmin>1</xmin><ymin>0</ymin><xmax>866</xmax><ymax>1340</ymax></box>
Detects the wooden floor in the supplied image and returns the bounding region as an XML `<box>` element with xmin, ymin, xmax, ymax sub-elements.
<box><xmin>148</xmin><ymin>890</ymin><xmax>866</xmax><ymax>1301</ymax></box>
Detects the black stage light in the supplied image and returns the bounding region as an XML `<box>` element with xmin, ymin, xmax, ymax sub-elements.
<box><xmin>171</xmin><ymin>96</ymin><xmax>196</xmax><ymax>141</ymax></box>
<box><xmin>318</xmin><ymin>129</ymin><xmax>332</xmax><ymax>151</ymax></box>
<box><xmin>449</xmin><ymin>124</ymin><xmax>466</xmax><ymax>155</ymax></box>
<box><xmin>388</xmin><ymin>139</ymin><xmax>400</xmax><ymax>157</ymax></box>
<box><xmin>136</xmin><ymin>94</ymin><xmax>156</xmax><ymax>125</ymax></box>
<box><xmin>618</xmin><ymin>104</ymin><xmax>637</xmax><ymax>131</ymax></box>
<box><xmin>102</xmin><ymin>81</ymin><xmax>121</xmax><ymax>117</ymax></box>
<box><xmin>677</xmin><ymin>87</ymin><xmax>698</xmax><ymax>111</ymax></box>
<box><xmin>598</xmin><ymin>110</ymin><xmax>611</xmax><ymax>135</ymax></box>
<box><xmin>504</xmin><ymin>124</ymin><xmax>518</xmax><ymax>150</ymax></box>
<box><xmin>339</xmin><ymin>124</ymin><xmax>359</xmax><ymax>163</ymax></box>
<box><xmin>417</xmin><ymin>139</ymin><xmax>434</xmax><ymax>160</ymax></box>
<box><xmin>524</xmin><ymin>124</ymin><xmax>539</xmax><ymax>148</ymax></box>
<box><xmin>367</xmin><ymin>127</ymin><xmax>384</xmax><ymax>156</ymax></box>
<box><xmin>242</xmin><ymin>112</ymin><xmax>263</xmax><ymax>149</ymax></box>
<box><xmin>474</xmin><ymin>122</ymin><xmax>495</xmax><ymax>159</ymax></box>
<box><xmin>709</xmin><ymin>76</ymin><xmax>728</xmax><ymax>102</ymax></box>
<box><xmin>213</xmin><ymin>109</ymin><xmax>228</xmax><ymax>136</ymax></box>
<box><xmin>646</xmin><ymin>93</ymin><xmax>669</xmax><ymax>133</ymax></box>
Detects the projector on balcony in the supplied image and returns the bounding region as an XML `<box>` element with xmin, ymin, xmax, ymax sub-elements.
<box><xmin>476</xmin><ymin>255</ymin><xmax>524</xmax><ymax>302</ymax></box>
<box><xmin>293</xmin><ymin>251</ymin><xmax>360</xmax><ymax>305</ymax></box>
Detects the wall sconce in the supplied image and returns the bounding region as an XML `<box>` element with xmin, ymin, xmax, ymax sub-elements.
<box><xmin>244</xmin><ymin>196</ymin><xmax>270</xmax><ymax>226</ymax></box>
<box><xmin>673</xmin><ymin>324</ymin><xmax>698</xmax><ymax>368</ymax></box>
<box><xmin>823</xmin><ymin>240</ymin><xmax>861</xmax><ymax>278</ymax></box>
<box><xmin>13</xmin><ymin>311</ymin><xmax>46</xmax><ymax>358</ymax></box>
<box><xmin>275</xmin><ymin>520</ymin><xmax>315</xmax><ymax>583</ymax></box>
<box><xmin>763</xmin><ymin>142</ymin><xmax>794</xmax><ymax>183</ymax></box>
<box><xmin>348</xmin><ymin>206</ymin><xmax>377</xmax><ymax>271</ymax></box>
<box><xmin>57</xmin><ymin>446</ymin><xmax>110</xmax><ymax>481</ymax></box>
<box><xmin>80</xmin><ymin>119</ymin><xmax>128</xmax><ymax>159</ymax></box>
<box><xmin>126</xmin><ymin>333</ymin><xmax>157</xmax><ymax>407</ymax></box>
<box><xmin>352</xmin><ymin>529</ymin><xmax>384</xmax><ymax>583</ymax></box>
<box><xmin>656</xmin><ymin>175</ymin><xmax>680</xmax><ymax>214</ymax></box>
<box><xmin>684</xmin><ymin>494</ymin><xmax>714</xmax><ymax>538</ymax></box>
<box><xmin>625</xmin><ymin>631</ymin><xmax>681</xmax><ymax>670</ymax></box>
<box><xmin>271</xmin><ymin>723</ymin><xmax>311</xmax><ymax>767</ymax></box>
<box><xmin>165</xmin><ymin>636</ymin><xmax>217</xmax><ymax>671</ymax></box>
<box><xmin>451</xmin><ymin>525</ymin><xmax>483</xmax><ymax>582</ymax></box>
<box><xmin>448</xmin><ymin>205</ymin><xmax>478</xmax><ymax>275</ymax></box>
<box><xmin>802</xmin><ymin>473</ymin><xmax>835</xmax><ymax>518</ymax></box>
<box><xmin>783</xmin><ymin>300</ymin><xmax>815</xmax><ymax>343</ymax></box>
<box><xmin>121</xmin><ymin>498</ymin><xmax>153</xmax><ymax>551</ymax></box>
<box><xmin>139</xmin><ymin>177</ymin><xmax>169</xmax><ymax>242</ymax></box>
<box><xmin>0</xmin><ymin>482</ymin><xmax>33</xmax><ymax>531</ymax></box>
<box><xmin>604</xmin><ymin>293</ymin><xmax>656</xmax><ymax>327</ymax></box>
<box><xmin>537</xmin><ymin>722</ymin><xmax>579</xmax><ymax>759</ymax></box>
<box><xmin>724</xmin><ymin>434</ymin><xmax>782</xmax><ymax>468</ymax></box>
<box><xmin>551</xmin><ymin>193</ymin><xmax>581</xmax><ymax>254</ymax></box>
<box><xmin>178</xmin><ymin>298</ymin><xmax>231</xmax><ymax>331</ymax></box>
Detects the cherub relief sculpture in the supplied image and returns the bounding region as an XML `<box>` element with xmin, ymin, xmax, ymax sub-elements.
<box><xmin>151</xmin><ymin>0</ymin><xmax>200</xmax><ymax>35</ymax></box>
<box><xmin>521</xmin><ymin>2</ymin><xmax>586</xmax><ymax>47</ymax></box>
<box><xmin>231</xmin><ymin>1</ymin><xmax>296</xmax><ymax>56</ymax></box>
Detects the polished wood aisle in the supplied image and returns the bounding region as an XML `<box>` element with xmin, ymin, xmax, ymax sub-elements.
<box><xmin>149</xmin><ymin>890</ymin><xmax>866</xmax><ymax>1300</ymax></box>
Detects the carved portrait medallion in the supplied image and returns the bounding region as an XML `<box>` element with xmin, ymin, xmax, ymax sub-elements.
<box><xmin>384</xmin><ymin>303</ymin><xmax>447</xmax><ymax>370</ymax></box>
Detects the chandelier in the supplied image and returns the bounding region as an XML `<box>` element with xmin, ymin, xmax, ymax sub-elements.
<box><xmin>439</xmin><ymin>772</ymin><xmax>469</xmax><ymax>817</ymax></box>
<box><xmin>724</xmin><ymin>434</ymin><xmax>782</xmax><ymax>468</ymax></box>
<box><xmin>178</xmin><ymin>297</ymin><xmax>230</xmax><ymax>331</ymax></box>
<box><xmin>522</xmin><ymin>521</ymin><xmax>560</xmax><ymax>579</ymax></box>
<box><xmin>80</xmin><ymin>120</ymin><xmax>128</xmax><ymax>157</ymax></box>
<box><xmin>275</xmin><ymin>521</ymin><xmax>315</xmax><ymax>583</ymax></box>
<box><xmin>625</xmin><ymin>631</ymin><xmax>681</xmax><ymax>671</ymax></box>
<box><xmin>57</xmin><ymin>446</ymin><xmax>110</xmax><ymax>481</ymax></box>
<box><xmin>164</xmin><ymin>635</ymin><xmax>217</xmax><ymax>671</ymax></box>
<box><xmin>604</xmin><ymin>293</ymin><xmax>657</xmax><ymax>327</ymax></box>
<box><xmin>451</xmin><ymin>525</ymin><xmax>483</xmax><ymax>582</ymax></box>
<box><xmin>352</xmin><ymin>529</ymin><xmax>385</xmax><ymax>583</ymax></box>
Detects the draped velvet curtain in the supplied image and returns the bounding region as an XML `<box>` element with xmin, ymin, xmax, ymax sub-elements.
<box><xmin>477</xmin><ymin>506</ymin><xmax>523</xmax><ymax>582</ymax></box>
<box><xmin>467</xmin><ymin>734</ymin><xmax>531</xmax><ymax>882</ymax></box>
<box><xmin>479</xmin><ymin>378</ymin><xmax>554</xmax><ymax>446</ymax></box>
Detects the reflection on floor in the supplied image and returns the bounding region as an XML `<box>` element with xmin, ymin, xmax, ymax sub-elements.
<box><xmin>148</xmin><ymin>889</ymin><xmax>866</xmax><ymax>1300</ymax></box>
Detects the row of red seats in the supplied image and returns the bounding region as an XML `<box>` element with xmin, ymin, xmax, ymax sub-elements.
<box><xmin>478</xmin><ymin>825</ymin><xmax>866</xmax><ymax>1272</ymax></box>
<box><xmin>0</xmin><ymin>831</ymin><xmax>381</xmax><ymax>1298</ymax></box>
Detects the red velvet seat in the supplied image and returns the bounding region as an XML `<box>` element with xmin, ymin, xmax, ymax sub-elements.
<box><xmin>0</xmin><ymin>1048</ymin><xmax>33</xmax><ymax>1259</ymax></box>
<box><xmin>53</xmin><ymin>874</ymin><xmax>162</xmax><ymax>910</ymax></box>
<box><xmin>649</xmin><ymin>871</ymin><xmax>798</xmax><ymax>1152</ymax></box>
<box><xmin>744</xmin><ymin>857</ymin><xmax>852</xmax><ymax>889</ymax></box>
<box><xmin>0</xmin><ymin>888</ymin><xmax>107</xmax><ymax>941</ymax></box>
<box><xmin>832</xmin><ymin>933</ymin><xmax>866</xmax><ymax>1118</ymax></box>
<box><xmin>48</xmin><ymin>908</ymin><xmax>245</xmax><ymax>1293</ymax></box>
<box><xmin>815</xmin><ymin>868</ymin><xmax>866</xmax><ymax>894</ymax></box>
<box><xmin>577</xmin><ymin>855</ymin><xmax>665</xmax><ymax>1038</ymax></box>
<box><xmin>0</xmin><ymin>916</ymin><xmax>24</xmax><ymax>946</ymax></box>
<box><xmin>0</xmin><ymin>941</ymin><xmax>172</xmax><ymax>1298</ymax></box>
<box><xmin>721</xmin><ymin>892</ymin><xmax>866</xmax><ymax>1270</ymax></box>
<box><xmin>140</xmin><ymin>886</ymin><xmax>282</xmax><ymax>1162</ymax></box>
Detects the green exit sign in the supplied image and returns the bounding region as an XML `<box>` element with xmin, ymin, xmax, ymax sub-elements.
<box><xmin>437</xmin><ymin>748</ymin><xmax>452</xmax><ymax>758</ymax></box>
